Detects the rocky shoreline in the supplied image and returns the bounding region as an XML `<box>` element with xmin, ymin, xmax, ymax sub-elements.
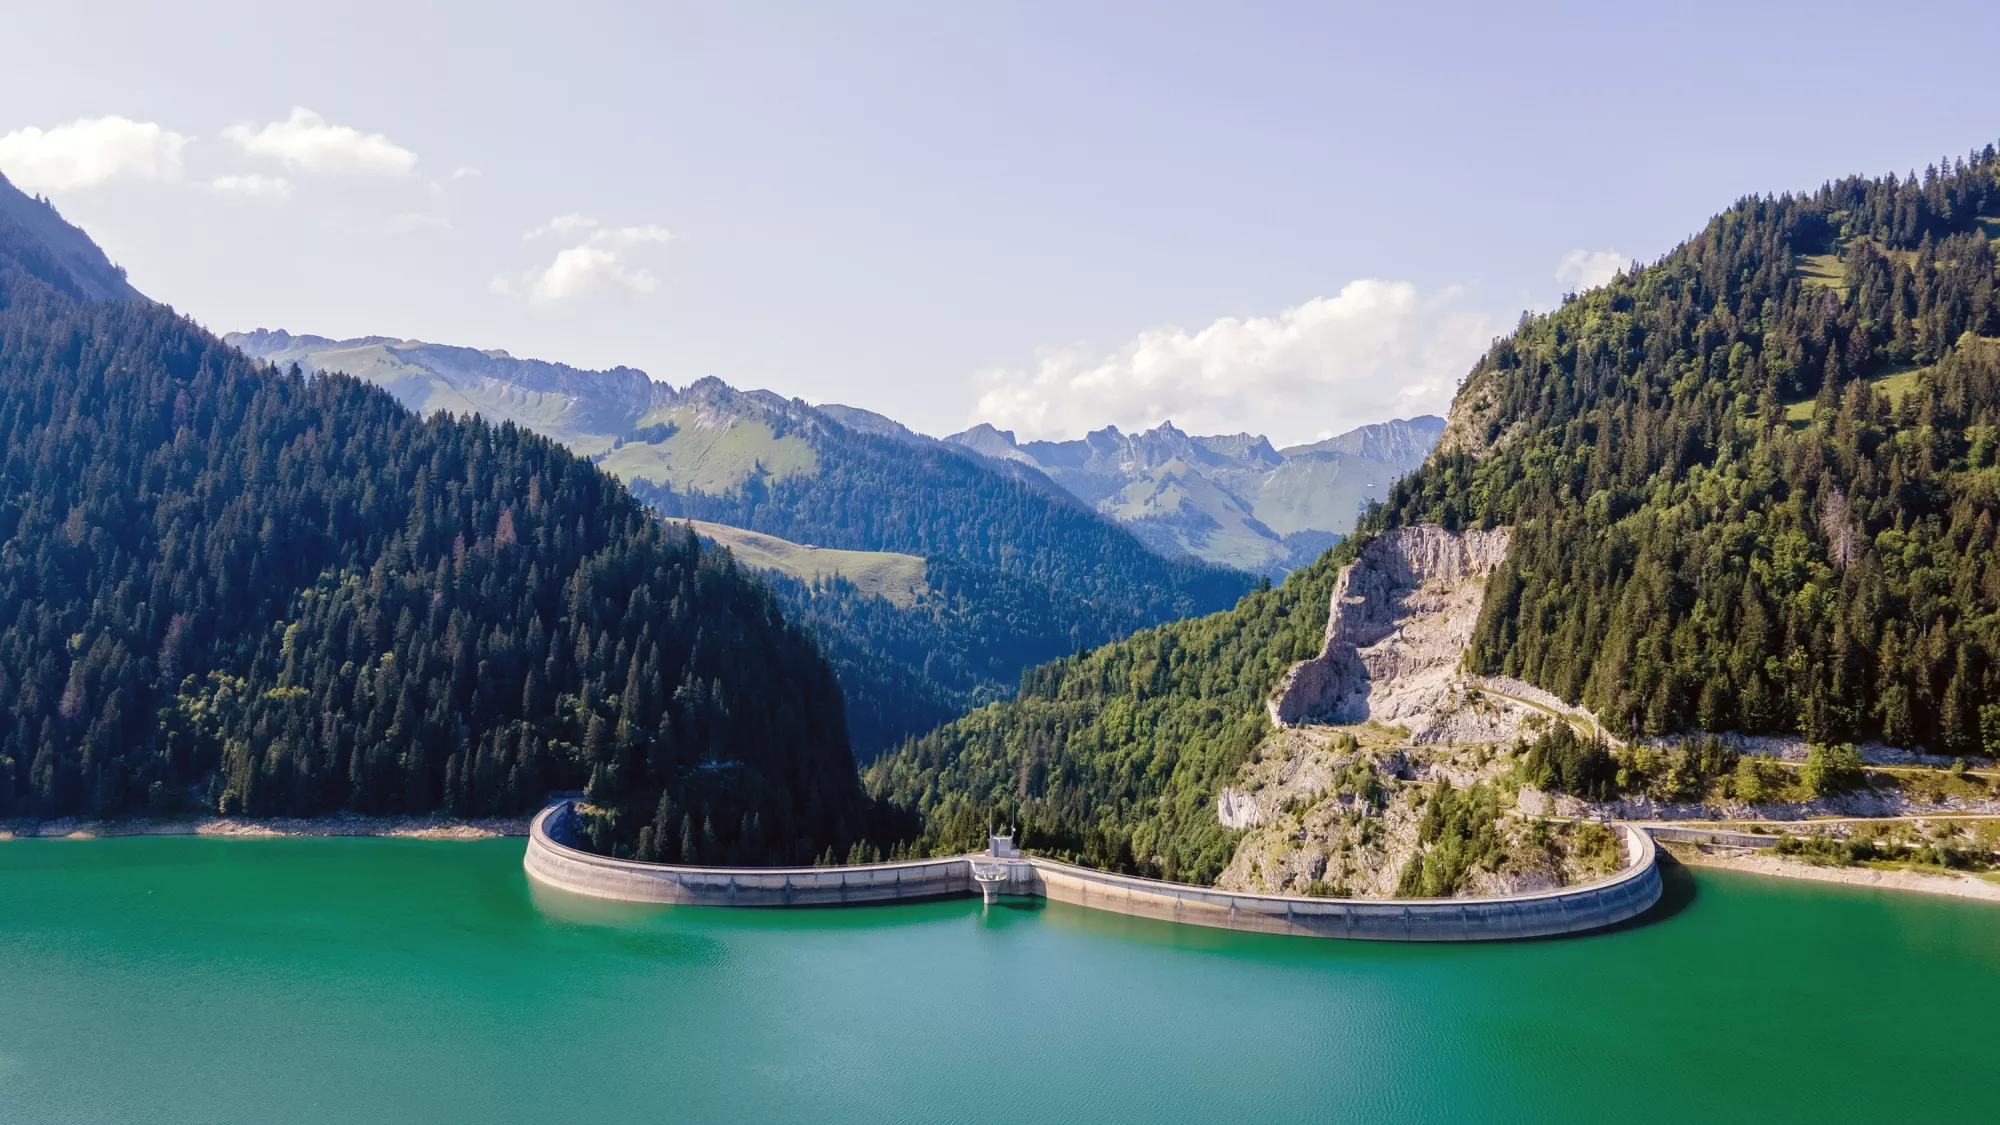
<box><xmin>0</xmin><ymin>813</ymin><xmax>531</xmax><ymax>841</ymax></box>
<box><xmin>1662</xmin><ymin>842</ymin><xmax>2000</xmax><ymax>904</ymax></box>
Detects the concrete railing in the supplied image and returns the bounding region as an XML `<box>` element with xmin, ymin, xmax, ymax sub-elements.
<box><xmin>1027</xmin><ymin>826</ymin><xmax>1660</xmax><ymax>941</ymax></box>
<box><xmin>524</xmin><ymin>802</ymin><xmax>1663</xmax><ymax>941</ymax></box>
<box><xmin>1642</xmin><ymin>825</ymin><xmax>1781</xmax><ymax>849</ymax></box>
<box><xmin>523</xmin><ymin>802</ymin><xmax>971</xmax><ymax>906</ymax></box>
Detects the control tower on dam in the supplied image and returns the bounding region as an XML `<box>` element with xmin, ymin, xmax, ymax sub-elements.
<box><xmin>524</xmin><ymin>801</ymin><xmax>1662</xmax><ymax>941</ymax></box>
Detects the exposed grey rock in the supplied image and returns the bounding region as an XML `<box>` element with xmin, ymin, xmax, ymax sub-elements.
<box><xmin>1267</xmin><ymin>525</ymin><xmax>1512</xmax><ymax>729</ymax></box>
<box><xmin>1216</xmin><ymin>787</ymin><xmax>1265</xmax><ymax>829</ymax></box>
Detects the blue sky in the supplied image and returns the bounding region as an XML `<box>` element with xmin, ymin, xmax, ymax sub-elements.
<box><xmin>3</xmin><ymin>1</ymin><xmax>1995</xmax><ymax>444</ymax></box>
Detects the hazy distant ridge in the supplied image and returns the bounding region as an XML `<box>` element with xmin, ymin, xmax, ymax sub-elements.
<box><xmin>945</xmin><ymin>416</ymin><xmax>1444</xmax><ymax>575</ymax></box>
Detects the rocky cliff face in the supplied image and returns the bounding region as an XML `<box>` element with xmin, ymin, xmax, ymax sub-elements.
<box><xmin>1267</xmin><ymin>525</ymin><xmax>1512</xmax><ymax>732</ymax></box>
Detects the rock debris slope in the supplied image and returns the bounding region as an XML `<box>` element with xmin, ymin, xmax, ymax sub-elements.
<box><xmin>1267</xmin><ymin>525</ymin><xmax>1512</xmax><ymax>739</ymax></box>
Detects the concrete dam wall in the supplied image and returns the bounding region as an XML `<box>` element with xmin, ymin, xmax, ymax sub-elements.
<box><xmin>523</xmin><ymin>803</ymin><xmax>974</xmax><ymax>906</ymax></box>
<box><xmin>524</xmin><ymin>803</ymin><xmax>1664</xmax><ymax>941</ymax></box>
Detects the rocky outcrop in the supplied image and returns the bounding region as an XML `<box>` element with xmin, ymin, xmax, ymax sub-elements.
<box><xmin>1216</xmin><ymin>787</ymin><xmax>1265</xmax><ymax>829</ymax></box>
<box><xmin>1268</xmin><ymin>525</ymin><xmax>1511</xmax><ymax>730</ymax></box>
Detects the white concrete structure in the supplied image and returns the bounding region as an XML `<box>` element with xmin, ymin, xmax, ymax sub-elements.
<box><xmin>524</xmin><ymin>802</ymin><xmax>1664</xmax><ymax>941</ymax></box>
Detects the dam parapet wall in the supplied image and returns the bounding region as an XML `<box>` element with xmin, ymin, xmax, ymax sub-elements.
<box><xmin>526</xmin><ymin>803</ymin><xmax>1662</xmax><ymax>941</ymax></box>
<box><xmin>525</xmin><ymin>803</ymin><xmax>970</xmax><ymax>906</ymax></box>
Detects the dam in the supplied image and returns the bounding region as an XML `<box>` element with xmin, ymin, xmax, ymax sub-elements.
<box><xmin>524</xmin><ymin>801</ymin><xmax>1664</xmax><ymax>941</ymax></box>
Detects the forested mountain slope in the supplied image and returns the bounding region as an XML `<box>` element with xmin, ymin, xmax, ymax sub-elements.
<box><xmin>639</xmin><ymin>384</ymin><xmax>1257</xmax><ymax>754</ymax></box>
<box><xmin>866</xmin><ymin>547</ymin><xmax>1350</xmax><ymax>883</ymax></box>
<box><xmin>0</xmin><ymin>172</ymin><xmax>146</xmax><ymax>303</ymax></box>
<box><xmin>1379</xmin><ymin>149</ymin><xmax>2000</xmax><ymax>754</ymax></box>
<box><xmin>0</xmin><ymin>175</ymin><xmax>868</xmax><ymax>863</ymax></box>
<box><xmin>230</xmin><ymin>330</ymin><xmax>1256</xmax><ymax>757</ymax></box>
<box><xmin>629</xmin><ymin>379</ymin><xmax>1251</xmax><ymax>633</ymax></box>
<box><xmin>870</xmin><ymin>145</ymin><xmax>2000</xmax><ymax>884</ymax></box>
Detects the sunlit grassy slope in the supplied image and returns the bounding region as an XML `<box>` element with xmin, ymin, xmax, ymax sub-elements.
<box><xmin>684</xmin><ymin>519</ymin><xmax>927</xmax><ymax>608</ymax></box>
<box><xmin>597</xmin><ymin>406</ymin><xmax>817</xmax><ymax>492</ymax></box>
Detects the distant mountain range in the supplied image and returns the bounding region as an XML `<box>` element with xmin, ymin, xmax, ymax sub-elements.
<box><xmin>228</xmin><ymin>330</ymin><xmax>1439</xmax><ymax>577</ymax></box>
<box><xmin>227</xmin><ymin>330</ymin><xmax>659</xmax><ymax>456</ymax></box>
<box><xmin>228</xmin><ymin>330</ymin><xmax>1256</xmax><ymax>756</ymax></box>
<box><xmin>946</xmin><ymin>416</ymin><xmax>1444</xmax><ymax>574</ymax></box>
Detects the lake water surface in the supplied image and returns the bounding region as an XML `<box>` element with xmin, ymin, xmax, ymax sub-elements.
<box><xmin>1</xmin><ymin>837</ymin><xmax>1994</xmax><ymax>1124</ymax></box>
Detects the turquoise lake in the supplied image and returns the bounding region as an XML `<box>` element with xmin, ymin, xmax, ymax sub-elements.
<box><xmin>1</xmin><ymin>837</ymin><xmax>1994</xmax><ymax>1123</ymax></box>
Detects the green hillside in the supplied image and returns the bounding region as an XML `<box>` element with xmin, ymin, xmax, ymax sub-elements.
<box><xmin>231</xmin><ymin>336</ymin><xmax>1257</xmax><ymax>759</ymax></box>
<box><xmin>685</xmin><ymin>520</ymin><xmax>926</xmax><ymax>608</ymax></box>
<box><xmin>599</xmin><ymin>405</ymin><xmax>818</xmax><ymax>493</ymax></box>
<box><xmin>1383</xmin><ymin>151</ymin><xmax>2000</xmax><ymax>753</ymax></box>
<box><xmin>0</xmin><ymin>176</ymin><xmax>869</xmax><ymax>863</ymax></box>
<box><xmin>864</xmin><ymin>547</ymin><xmax>1347</xmax><ymax>883</ymax></box>
<box><xmin>633</xmin><ymin>390</ymin><xmax>1258</xmax><ymax>755</ymax></box>
<box><xmin>870</xmin><ymin>144</ymin><xmax>2000</xmax><ymax>883</ymax></box>
<box><xmin>226</xmin><ymin>331</ymin><xmax>660</xmax><ymax>457</ymax></box>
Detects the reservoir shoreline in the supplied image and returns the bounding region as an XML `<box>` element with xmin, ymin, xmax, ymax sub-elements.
<box><xmin>0</xmin><ymin>813</ymin><xmax>530</xmax><ymax>841</ymax></box>
<box><xmin>1662</xmin><ymin>841</ymin><xmax>2000</xmax><ymax>903</ymax></box>
<box><xmin>9</xmin><ymin>806</ymin><xmax>1995</xmax><ymax>908</ymax></box>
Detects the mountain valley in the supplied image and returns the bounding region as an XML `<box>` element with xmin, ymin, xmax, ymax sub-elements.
<box><xmin>229</xmin><ymin>330</ymin><xmax>1259</xmax><ymax>756</ymax></box>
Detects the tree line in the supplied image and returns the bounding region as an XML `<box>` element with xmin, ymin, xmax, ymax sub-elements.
<box><xmin>1379</xmin><ymin>148</ymin><xmax>2000</xmax><ymax>753</ymax></box>
<box><xmin>0</xmin><ymin>205</ymin><xmax>871</xmax><ymax>863</ymax></box>
<box><xmin>633</xmin><ymin>399</ymin><xmax>1257</xmax><ymax>756</ymax></box>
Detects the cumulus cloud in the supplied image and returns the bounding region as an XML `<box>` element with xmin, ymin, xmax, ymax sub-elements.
<box><xmin>0</xmin><ymin>116</ymin><xmax>190</xmax><ymax>192</ymax></box>
<box><xmin>604</xmin><ymin>223</ymin><xmax>672</xmax><ymax>246</ymax></box>
<box><xmin>222</xmin><ymin>107</ymin><xmax>416</xmax><ymax>176</ymax></box>
<box><xmin>209</xmin><ymin>173</ymin><xmax>292</xmax><ymax>199</ymax></box>
<box><xmin>1555</xmin><ymin>248</ymin><xmax>1626</xmax><ymax>293</ymax></box>
<box><xmin>498</xmin><ymin>215</ymin><xmax>674</xmax><ymax>304</ymax></box>
<box><xmin>525</xmin><ymin>245</ymin><xmax>659</xmax><ymax>302</ymax></box>
<box><xmin>524</xmin><ymin>212</ymin><xmax>600</xmax><ymax>241</ymax></box>
<box><xmin>971</xmin><ymin>281</ymin><xmax>1499</xmax><ymax>445</ymax></box>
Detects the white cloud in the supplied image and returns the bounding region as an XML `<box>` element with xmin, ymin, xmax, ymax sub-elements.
<box><xmin>449</xmin><ymin>166</ymin><xmax>480</xmax><ymax>180</ymax></box>
<box><xmin>209</xmin><ymin>173</ymin><xmax>292</xmax><ymax>199</ymax></box>
<box><xmin>222</xmin><ymin>107</ymin><xmax>416</xmax><ymax>176</ymax></box>
<box><xmin>500</xmin><ymin>215</ymin><xmax>674</xmax><ymax>304</ymax></box>
<box><xmin>524</xmin><ymin>244</ymin><xmax>658</xmax><ymax>303</ymax></box>
<box><xmin>524</xmin><ymin>214</ymin><xmax>672</xmax><ymax>246</ymax></box>
<box><xmin>971</xmin><ymin>281</ymin><xmax>1499</xmax><ymax>445</ymax></box>
<box><xmin>1555</xmin><ymin>248</ymin><xmax>1626</xmax><ymax>293</ymax></box>
<box><xmin>603</xmin><ymin>223</ymin><xmax>671</xmax><ymax>246</ymax></box>
<box><xmin>524</xmin><ymin>212</ymin><xmax>599</xmax><ymax>241</ymax></box>
<box><xmin>0</xmin><ymin>116</ymin><xmax>189</xmax><ymax>192</ymax></box>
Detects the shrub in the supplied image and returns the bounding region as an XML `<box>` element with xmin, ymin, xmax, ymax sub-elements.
<box><xmin>1800</xmin><ymin>743</ymin><xmax>1865</xmax><ymax>797</ymax></box>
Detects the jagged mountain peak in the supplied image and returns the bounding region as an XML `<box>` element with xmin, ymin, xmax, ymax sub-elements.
<box><xmin>817</xmin><ymin>403</ymin><xmax>931</xmax><ymax>445</ymax></box>
<box><xmin>943</xmin><ymin>413</ymin><xmax>1442</xmax><ymax>575</ymax></box>
<box><xmin>1195</xmin><ymin>432</ymin><xmax>1283</xmax><ymax>468</ymax></box>
<box><xmin>1281</xmin><ymin>415</ymin><xmax>1444</xmax><ymax>467</ymax></box>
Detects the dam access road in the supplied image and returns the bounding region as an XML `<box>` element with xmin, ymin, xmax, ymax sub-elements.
<box><xmin>524</xmin><ymin>801</ymin><xmax>1667</xmax><ymax>941</ymax></box>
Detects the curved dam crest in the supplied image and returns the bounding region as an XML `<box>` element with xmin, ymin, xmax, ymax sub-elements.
<box><xmin>524</xmin><ymin>803</ymin><xmax>1664</xmax><ymax>941</ymax></box>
